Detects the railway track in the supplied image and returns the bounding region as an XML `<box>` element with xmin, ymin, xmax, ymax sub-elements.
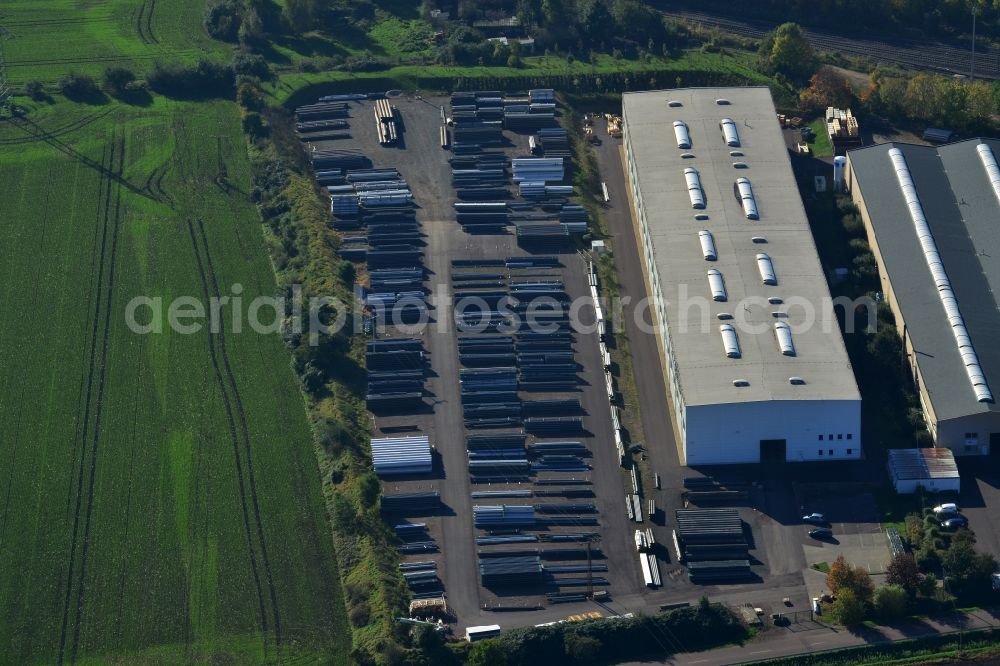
<box><xmin>661</xmin><ymin>8</ymin><xmax>1000</xmax><ymax>80</ymax></box>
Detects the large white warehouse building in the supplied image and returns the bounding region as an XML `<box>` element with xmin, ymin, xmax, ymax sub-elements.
<box><xmin>622</xmin><ymin>87</ymin><xmax>861</xmax><ymax>465</ymax></box>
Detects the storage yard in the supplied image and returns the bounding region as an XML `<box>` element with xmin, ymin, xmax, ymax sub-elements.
<box><xmin>292</xmin><ymin>90</ymin><xmax>821</xmax><ymax>633</ymax></box>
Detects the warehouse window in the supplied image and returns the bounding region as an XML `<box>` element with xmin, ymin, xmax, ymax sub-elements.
<box><xmin>829</xmin><ymin>434</ymin><xmax>833</xmax><ymax>440</ymax></box>
<box><xmin>837</xmin><ymin>434</ymin><xmax>843</xmax><ymax>440</ymax></box>
<box><xmin>846</xmin><ymin>449</ymin><xmax>853</xmax><ymax>455</ymax></box>
<box><xmin>829</xmin><ymin>449</ymin><xmax>834</xmax><ymax>456</ymax></box>
<box><xmin>818</xmin><ymin>450</ymin><xmax>823</xmax><ymax>456</ymax></box>
<box><xmin>846</xmin><ymin>434</ymin><xmax>853</xmax><ymax>440</ymax></box>
<box><xmin>818</xmin><ymin>434</ymin><xmax>823</xmax><ymax>441</ymax></box>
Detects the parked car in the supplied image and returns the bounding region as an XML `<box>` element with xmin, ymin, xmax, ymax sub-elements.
<box><xmin>934</xmin><ymin>503</ymin><xmax>959</xmax><ymax>517</ymax></box>
<box><xmin>941</xmin><ymin>516</ymin><xmax>968</xmax><ymax>530</ymax></box>
<box><xmin>809</xmin><ymin>527</ymin><xmax>833</xmax><ymax>539</ymax></box>
<box><xmin>802</xmin><ymin>513</ymin><xmax>826</xmax><ymax>524</ymax></box>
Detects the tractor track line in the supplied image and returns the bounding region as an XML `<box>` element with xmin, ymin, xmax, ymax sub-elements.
<box><xmin>57</xmin><ymin>135</ymin><xmax>116</xmax><ymax>666</ymax></box>
<box><xmin>112</xmin><ymin>347</ymin><xmax>143</xmax><ymax>653</ymax></box>
<box><xmin>196</xmin><ymin>219</ymin><xmax>282</xmax><ymax>646</ymax></box>
<box><xmin>70</xmin><ymin>133</ymin><xmax>127</xmax><ymax>664</ymax></box>
<box><xmin>186</xmin><ymin>219</ymin><xmax>271</xmax><ymax>643</ymax></box>
<box><xmin>146</xmin><ymin>0</ymin><xmax>159</xmax><ymax>44</ymax></box>
<box><xmin>0</xmin><ymin>385</ymin><xmax>27</xmax><ymax>551</ymax></box>
<box><xmin>0</xmin><ymin>109</ymin><xmax>114</xmax><ymax>146</ymax></box>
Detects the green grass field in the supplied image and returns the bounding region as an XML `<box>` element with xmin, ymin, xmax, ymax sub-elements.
<box><xmin>0</xmin><ymin>97</ymin><xmax>350</xmax><ymax>664</ymax></box>
<box><xmin>2</xmin><ymin>0</ymin><xmax>229</xmax><ymax>85</ymax></box>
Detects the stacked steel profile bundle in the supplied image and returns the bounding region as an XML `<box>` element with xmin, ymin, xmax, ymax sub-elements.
<box><xmin>295</xmin><ymin>101</ymin><xmax>349</xmax><ymax>120</ymax></box>
<box><xmin>373</xmin><ymin>98</ymin><xmax>399</xmax><ymax>145</ymax></box>
<box><xmin>381</xmin><ymin>491</ymin><xmax>441</xmax><ymax>514</ymax></box>
<box><xmin>370</xmin><ymin>435</ymin><xmax>432</xmax><ymax>476</ymax></box>
<box><xmin>311</xmin><ymin>148</ymin><xmax>369</xmax><ymax>170</ymax></box>
<box><xmin>366</xmin><ymin>338</ymin><xmax>426</xmax><ymax>405</ymax></box>
<box><xmin>558</xmin><ymin>204</ymin><xmax>589</xmax><ymax>232</ymax></box>
<box><xmin>473</xmin><ymin>504</ymin><xmax>536</xmax><ymax>528</ymax></box>
<box><xmin>296</xmin><ymin>118</ymin><xmax>349</xmax><ymax>133</ymax></box>
<box><xmin>370</xmin><ymin>267</ymin><xmax>423</xmax><ymax>292</ymax></box>
<box><xmin>478</xmin><ymin>555</ymin><xmax>544</xmax><ymax>586</ymax></box>
<box><xmin>675</xmin><ymin>508</ymin><xmax>744</xmax><ymax>544</ymax></box>
<box><xmin>536</xmin><ymin>127</ymin><xmax>570</xmax><ymax>157</ymax></box>
<box><xmin>466</xmin><ymin>432</ymin><xmax>525</xmax><ymax>459</ymax></box>
<box><xmin>674</xmin><ymin>508</ymin><xmax>751</xmax><ymax>580</ymax></box>
<box><xmin>515</xmin><ymin>223</ymin><xmax>571</xmax><ymax>247</ymax></box>
<box><xmin>686</xmin><ymin>559</ymin><xmax>752</xmax><ymax>583</ymax></box>
<box><xmin>512</xmin><ymin>158</ymin><xmax>564</xmax><ymax>183</ymax></box>
<box><xmin>452</xmin><ymin>120</ymin><xmax>503</xmax><ymax>146</ymax></box>
<box><xmin>319</xmin><ymin>93</ymin><xmax>367</xmax><ymax>102</ymax></box>
<box><xmin>524</xmin><ymin>417</ymin><xmax>583</xmax><ymax>435</ymax></box>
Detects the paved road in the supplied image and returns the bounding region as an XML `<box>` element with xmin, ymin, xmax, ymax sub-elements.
<box><xmin>622</xmin><ymin>607</ymin><xmax>1000</xmax><ymax>665</ymax></box>
<box><xmin>658</xmin><ymin>6</ymin><xmax>1000</xmax><ymax>80</ymax></box>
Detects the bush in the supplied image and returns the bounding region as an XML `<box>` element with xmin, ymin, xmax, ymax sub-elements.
<box><xmin>204</xmin><ymin>0</ymin><xmax>243</xmax><ymax>41</ymax></box>
<box><xmin>147</xmin><ymin>59</ymin><xmax>234</xmax><ymax>98</ymax></box>
<box><xmin>915</xmin><ymin>546</ymin><xmax>942</xmax><ymax>571</ymax></box>
<box><xmin>564</xmin><ymin>634</ymin><xmax>601</xmax><ymax>663</ymax></box>
<box><xmin>356</xmin><ymin>472</ymin><xmax>380</xmax><ymax>507</ymax></box>
<box><xmin>102</xmin><ymin>66</ymin><xmax>136</xmax><ymax>97</ymax></box>
<box><xmin>833</xmin><ymin>588</ymin><xmax>866</xmax><ymax>627</ymax></box>
<box><xmin>232</xmin><ymin>51</ymin><xmax>272</xmax><ymax>81</ymax></box>
<box><xmin>242</xmin><ymin>111</ymin><xmax>269</xmax><ymax>139</ymax></box>
<box><xmin>874</xmin><ymin>584</ymin><xmax>909</xmax><ymax>620</ymax></box>
<box><xmin>467</xmin><ymin>640</ymin><xmax>506</xmax><ymax>666</ymax></box>
<box><xmin>24</xmin><ymin>80</ymin><xmax>46</xmax><ymax>100</ymax></box>
<box><xmin>58</xmin><ymin>72</ymin><xmax>101</xmax><ymax>101</ymax></box>
<box><xmin>841</xmin><ymin>213</ymin><xmax>865</xmax><ymax>238</ymax></box>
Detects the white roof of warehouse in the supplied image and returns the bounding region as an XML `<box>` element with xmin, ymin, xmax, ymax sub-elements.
<box><xmin>622</xmin><ymin>87</ymin><xmax>859</xmax><ymax>406</ymax></box>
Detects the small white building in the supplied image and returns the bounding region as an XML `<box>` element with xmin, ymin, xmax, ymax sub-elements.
<box><xmin>887</xmin><ymin>448</ymin><xmax>960</xmax><ymax>494</ymax></box>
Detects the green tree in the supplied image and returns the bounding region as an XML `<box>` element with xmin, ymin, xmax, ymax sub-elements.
<box><xmin>886</xmin><ymin>553</ymin><xmax>921</xmax><ymax>595</ymax></box>
<box><xmin>102</xmin><ymin>66</ymin><xmax>136</xmax><ymax>97</ymax></box>
<box><xmin>918</xmin><ymin>573</ymin><xmax>939</xmax><ymax>598</ymax></box>
<box><xmin>833</xmin><ymin>588</ymin><xmax>866</xmax><ymax>627</ymax></box>
<box><xmin>873</xmin><ymin>584</ymin><xmax>909</xmax><ymax>620</ymax></box>
<box><xmin>356</xmin><ymin>472</ymin><xmax>380</xmax><ymax>507</ymax></box>
<box><xmin>943</xmin><ymin>541</ymin><xmax>998</xmax><ymax>599</ymax></box>
<box><xmin>581</xmin><ymin>0</ymin><xmax>614</xmax><ymax>41</ymax></box>
<box><xmin>767</xmin><ymin>22</ymin><xmax>816</xmax><ymax>81</ymax></box>
<box><xmin>564</xmin><ymin>633</ymin><xmax>601</xmax><ymax>663</ymax></box>
<box><xmin>467</xmin><ymin>639</ymin><xmax>506</xmax><ymax>666</ymax></box>
<box><xmin>283</xmin><ymin>0</ymin><xmax>314</xmax><ymax>32</ymax></box>
<box><xmin>827</xmin><ymin>554</ymin><xmax>874</xmax><ymax>603</ymax></box>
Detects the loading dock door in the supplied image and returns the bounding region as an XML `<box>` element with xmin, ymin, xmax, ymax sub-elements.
<box><xmin>760</xmin><ymin>439</ymin><xmax>786</xmax><ymax>463</ymax></box>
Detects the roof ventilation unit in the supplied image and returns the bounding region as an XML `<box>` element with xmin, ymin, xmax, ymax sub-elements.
<box><xmin>788</xmin><ymin>377</ymin><xmax>806</xmax><ymax>385</ymax></box>
<box><xmin>719</xmin><ymin>324</ymin><xmax>741</xmax><ymax>358</ymax></box>
<box><xmin>720</xmin><ymin>118</ymin><xmax>740</xmax><ymax>146</ymax></box>
<box><xmin>736</xmin><ymin>177</ymin><xmax>759</xmax><ymax>219</ymax></box>
<box><xmin>976</xmin><ymin>143</ymin><xmax>1000</xmax><ymax>207</ymax></box>
<box><xmin>673</xmin><ymin>121</ymin><xmax>692</xmax><ymax>149</ymax></box>
<box><xmin>698</xmin><ymin>230</ymin><xmax>717</xmax><ymax>261</ymax></box>
<box><xmin>684</xmin><ymin>167</ymin><xmax>706</xmax><ymax>209</ymax></box>
<box><xmin>888</xmin><ymin>147</ymin><xmax>993</xmax><ymax>403</ymax></box>
<box><xmin>732</xmin><ymin>379</ymin><xmax>750</xmax><ymax>387</ymax></box>
<box><xmin>774</xmin><ymin>321</ymin><xmax>796</xmax><ymax>356</ymax></box>
<box><xmin>707</xmin><ymin>269</ymin><xmax>727</xmax><ymax>301</ymax></box>
<box><xmin>755</xmin><ymin>253</ymin><xmax>777</xmax><ymax>285</ymax></box>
